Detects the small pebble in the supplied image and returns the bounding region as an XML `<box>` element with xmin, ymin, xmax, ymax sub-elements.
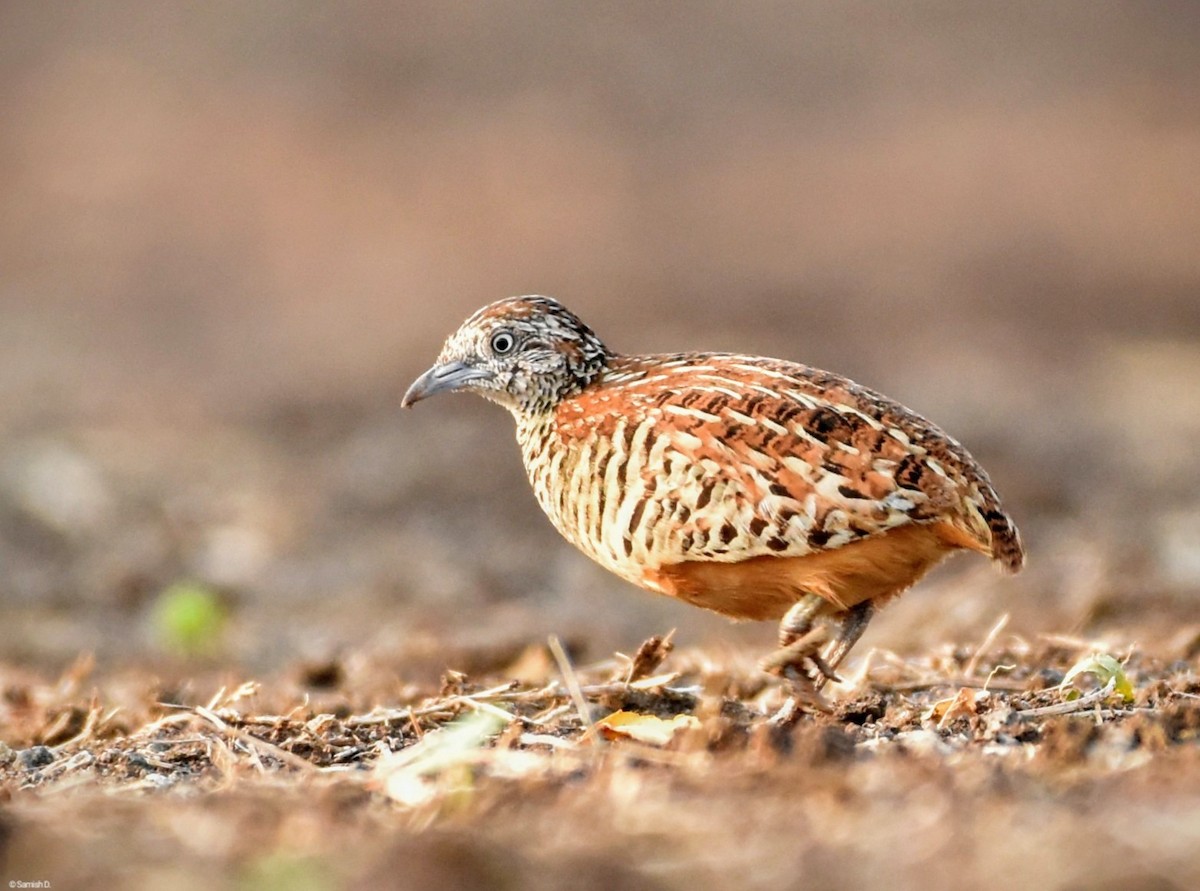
<box><xmin>18</xmin><ymin>745</ymin><xmax>55</xmax><ymax>770</ymax></box>
<box><xmin>126</xmin><ymin>753</ymin><xmax>154</xmax><ymax>772</ymax></box>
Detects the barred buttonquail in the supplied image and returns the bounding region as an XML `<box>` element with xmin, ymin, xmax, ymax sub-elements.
<box><xmin>403</xmin><ymin>296</ymin><xmax>1024</xmax><ymax>708</ymax></box>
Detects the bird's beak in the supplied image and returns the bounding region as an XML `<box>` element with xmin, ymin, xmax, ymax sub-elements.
<box><xmin>402</xmin><ymin>360</ymin><xmax>493</xmax><ymax>408</ymax></box>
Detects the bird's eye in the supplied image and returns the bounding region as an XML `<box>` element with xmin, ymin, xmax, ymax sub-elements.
<box><xmin>490</xmin><ymin>330</ymin><xmax>516</xmax><ymax>355</ymax></box>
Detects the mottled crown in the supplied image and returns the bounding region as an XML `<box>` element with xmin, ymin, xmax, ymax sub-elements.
<box><xmin>434</xmin><ymin>295</ymin><xmax>612</xmax><ymax>414</ymax></box>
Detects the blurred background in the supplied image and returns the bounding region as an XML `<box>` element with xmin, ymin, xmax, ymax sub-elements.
<box><xmin>1</xmin><ymin>1</ymin><xmax>1198</xmax><ymax>674</ymax></box>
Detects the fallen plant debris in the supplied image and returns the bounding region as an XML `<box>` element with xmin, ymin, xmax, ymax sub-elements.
<box><xmin>587</xmin><ymin>709</ymin><xmax>701</xmax><ymax>746</ymax></box>
<box><xmin>0</xmin><ymin>632</ymin><xmax>1196</xmax><ymax>791</ymax></box>
<box><xmin>0</xmin><ymin>630</ymin><xmax>1198</xmax><ymax>889</ymax></box>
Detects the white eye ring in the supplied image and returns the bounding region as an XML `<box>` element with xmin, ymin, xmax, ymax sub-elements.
<box><xmin>490</xmin><ymin>330</ymin><xmax>516</xmax><ymax>355</ymax></box>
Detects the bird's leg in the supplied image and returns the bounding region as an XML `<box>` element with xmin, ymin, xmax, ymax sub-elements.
<box><xmin>812</xmin><ymin>600</ymin><xmax>875</xmax><ymax>693</ymax></box>
<box><xmin>776</xmin><ymin>593</ymin><xmax>825</xmax><ymax>648</ymax></box>
<box><xmin>763</xmin><ymin>597</ymin><xmax>877</xmax><ymax>722</ymax></box>
<box><xmin>762</xmin><ymin>593</ymin><xmax>836</xmax><ymax>678</ymax></box>
<box><xmin>761</xmin><ymin>593</ymin><xmax>837</xmax><ymax>714</ymax></box>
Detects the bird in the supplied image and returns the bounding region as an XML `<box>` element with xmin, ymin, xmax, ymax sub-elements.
<box><xmin>402</xmin><ymin>295</ymin><xmax>1024</xmax><ymax>710</ymax></box>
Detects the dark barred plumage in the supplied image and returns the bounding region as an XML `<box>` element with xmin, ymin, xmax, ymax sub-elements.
<box><xmin>404</xmin><ymin>295</ymin><xmax>1024</xmax><ymax>711</ymax></box>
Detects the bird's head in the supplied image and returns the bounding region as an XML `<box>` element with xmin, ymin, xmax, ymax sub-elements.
<box><xmin>402</xmin><ymin>295</ymin><xmax>612</xmax><ymax>416</ymax></box>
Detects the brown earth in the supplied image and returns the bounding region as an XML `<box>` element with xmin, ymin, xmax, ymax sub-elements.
<box><xmin>2</xmin><ymin>631</ymin><xmax>1199</xmax><ymax>890</ymax></box>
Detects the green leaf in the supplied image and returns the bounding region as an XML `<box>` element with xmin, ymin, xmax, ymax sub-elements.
<box><xmin>239</xmin><ymin>853</ymin><xmax>333</xmax><ymax>891</ymax></box>
<box><xmin>151</xmin><ymin>581</ymin><xmax>227</xmax><ymax>656</ymax></box>
<box><xmin>1060</xmin><ymin>653</ymin><xmax>1134</xmax><ymax>703</ymax></box>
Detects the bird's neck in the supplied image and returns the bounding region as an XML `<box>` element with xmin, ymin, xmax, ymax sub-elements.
<box><xmin>512</xmin><ymin>409</ymin><xmax>565</xmax><ymax>537</ymax></box>
<box><xmin>512</xmin><ymin>406</ymin><xmax>558</xmax><ymax>462</ymax></box>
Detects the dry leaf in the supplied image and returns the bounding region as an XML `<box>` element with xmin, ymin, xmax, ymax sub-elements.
<box><xmin>590</xmin><ymin>710</ymin><xmax>700</xmax><ymax>746</ymax></box>
<box><xmin>628</xmin><ymin>672</ymin><xmax>681</xmax><ymax>691</ymax></box>
<box><xmin>623</xmin><ymin>632</ymin><xmax>676</xmax><ymax>682</ymax></box>
<box><xmin>924</xmin><ymin>688</ymin><xmax>983</xmax><ymax>728</ymax></box>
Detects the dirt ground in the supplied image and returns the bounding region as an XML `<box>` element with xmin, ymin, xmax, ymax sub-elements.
<box><xmin>1</xmin><ymin>4</ymin><xmax>1199</xmax><ymax>889</ymax></box>
<box><xmin>1</xmin><ymin>630</ymin><xmax>1199</xmax><ymax>890</ymax></box>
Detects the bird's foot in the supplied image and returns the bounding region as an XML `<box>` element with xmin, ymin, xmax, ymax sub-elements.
<box><xmin>766</xmin><ymin>696</ymin><xmax>802</xmax><ymax>727</ymax></box>
<box><xmin>760</xmin><ymin>625</ymin><xmax>836</xmax><ymax>678</ymax></box>
<box><xmin>765</xmin><ymin>685</ymin><xmax>833</xmax><ymax>725</ymax></box>
<box><xmin>760</xmin><ymin>626</ymin><xmax>836</xmax><ymax>717</ymax></box>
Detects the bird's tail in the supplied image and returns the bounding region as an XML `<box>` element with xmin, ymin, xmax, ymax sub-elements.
<box><xmin>985</xmin><ymin>507</ymin><xmax>1025</xmax><ymax>574</ymax></box>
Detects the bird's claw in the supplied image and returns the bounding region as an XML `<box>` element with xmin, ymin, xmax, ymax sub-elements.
<box><xmin>760</xmin><ymin>626</ymin><xmax>837</xmax><ymax>717</ymax></box>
